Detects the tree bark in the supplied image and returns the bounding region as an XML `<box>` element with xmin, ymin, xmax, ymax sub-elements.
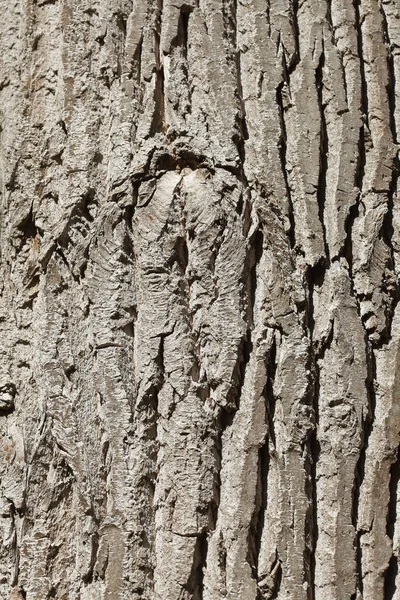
<box><xmin>0</xmin><ymin>0</ymin><xmax>400</xmax><ymax>598</ymax></box>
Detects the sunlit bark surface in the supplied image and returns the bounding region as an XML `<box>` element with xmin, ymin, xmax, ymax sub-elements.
<box><xmin>1</xmin><ymin>0</ymin><xmax>400</xmax><ymax>598</ymax></box>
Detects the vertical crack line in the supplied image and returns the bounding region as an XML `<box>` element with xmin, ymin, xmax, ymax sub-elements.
<box><xmin>151</xmin><ymin>0</ymin><xmax>165</xmax><ymax>135</ymax></box>
<box><xmin>381</xmin><ymin>151</ymin><xmax>400</xmax><ymax>343</ymax></box>
<box><xmin>232</xmin><ymin>0</ymin><xmax>248</xmax><ymax>177</ymax></box>
<box><xmin>235</xmin><ymin>48</ymin><xmax>249</xmax><ymax>169</ymax></box>
<box><xmin>266</xmin><ymin>0</ymin><xmax>271</xmax><ymax>38</ymax></box>
<box><xmin>289</xmin><ymin>0</ymin><xmax>300</xmax><ymax>70</ymax></box>
<box><xmin>384</xmin><ymin>444</ymin><xmax>400</xmax><ymax>599</ymax></box>
<box><xmin>307</xmin><ymin>426</ymin><xmax>320</xmax><ymax>600</ymax></box>
<box><xmin>342</xmin><ymin>200</ymin><xmax>359</xmax><ymax>278</ymax></box>
<box><xmin>315</xmin><ymin>49</ymin><xmax>329</xmax><ymax>261</ymax></box>
<box><xmin>247</xmin><ymin>226</ymin><xmax>264</xmax><ymax>329</ymax></box>
<box><xmin>265</xmin><ymin>335</ymin><xmax>277</xmax><ymax>454</ymax></box>
<box><xmin>344</xmin><ymin>0</ymin><xmax>366</xmax><ymax>316</ymax></box>
<box><xmin>133</xmin><ymin>33</ymin><xmax>143</xmax><ymax>85</ymax></box>
<box><xmin>384</xmin><ymin>555</ymin><xmax>399</xmax><ymax>600</ymax></box>
<box><xmin>352</xmin><ymin>341</ymin><xmax>376</xmax><ymax>597</ymax></box>
<box><xmin>231</xmin><ymin>0</ymin><xmax>250</xmax><ymax>181</ymax></box>
<box><xmin>134</xmin><ymin>332</ymin><xmax>166</xmax><ymax>589</ymax></box>
<box><xmin>269</xmin><ymin>553</ymin><xmax>283</xmax><ymax>600</ymax></box>
<box><xmin>247</xmin><ymin>351</ymin><xmax>271</xmax><ymax>583</ymax></box>
<box><xmin>172</xmin><ymin>5</ymin><xmax>193</xmax><ymax>115</ymax></box>
<box><xmin>276</xmin><ymin>79</ymin><xmax>296</xmax><ymax>249</ymax></box>
<box><xmin>185</xmin><ymin>532</ymin><xmax>208</xmax><ymax>600</ymax></box>
<box><xmin>387</xmin><ymin>445</ymin><xmax>400</xmax><ymax>540</ymax></box>
<box><xmin>177</xmin><ymin>8</ymin><xmax>190</xmax><ymax>60</ymax></box>
<box><xmin>377</xmin><ymin>6</ymin><xmax>400</xmax><ymax>343</ymax></box>
<box><xmin>307</xmin><ymin>331</ymin><xmax>322</xmax><ymax>600</ymax></box>
<box><xmin>325</xmin><ymin>0</ymin><xmax>333</xmax><ymax>33</ymax></box>
<box><xmin>379</xmin><ymin>4</ymin><xmax>397</xmax><ymax>144</ymax></box>
<box><xmin>306</xmin><ymin>262</ymin><xmax>330</xmax><ymax>599</ymax></box>
<box><xmin>353</xmin><ymin>0</ymin><xmax>369</xmax><ymax>130</ymax></box>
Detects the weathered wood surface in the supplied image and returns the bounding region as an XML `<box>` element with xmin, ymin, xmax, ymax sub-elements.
<box><xmin>0</xmin><ymin>0</ymin><xmax>400</xmax><ymax>598</ymax></box>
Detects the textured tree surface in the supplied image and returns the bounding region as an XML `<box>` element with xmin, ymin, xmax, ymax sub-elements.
<box><xmin>1</xmin><ymin>0</ymin><xmax>400</xmax><ymax>598</ymax></box>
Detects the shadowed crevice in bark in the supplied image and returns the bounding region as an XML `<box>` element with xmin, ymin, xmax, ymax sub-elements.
<box><xmin>306</xmin><ymin>427</ymin><xmax>320</xmax><ymax>600</ymax></box>
<box><xmin>248</xmin><ymin>441</ymin><xmax>269</xmax><ymax>580</ymax></box>
<box><xmin>342</xmin><ymin>200</ymin><xmax>359</xmax><ymax>270</ymax></box>
<box><xmin>384</xmin><ymin>555</ymin><xmax>398</xmax><ymax>600</ymax></box>
<box><xmin>183</xmin><ymin>532</ymin><xmax>208</xmax><ymax>600</ymax></box>
<box><xmin>262</xmin><ymin>552</ymin><xmax>282</xmax><ymax>600</ymax></box>
<box><xmin>352</xmin><ymin>343</ymin><xmax>377</xmax><ymax>595</ymax></box>
<box><xmin>265</xmin><ymin>335</ymin><xmax>278</xmax><ymax>451</ymax></box>
<box><xmin>289</xmin><ymin>0</ymin><xmax>300</xmax><ymax>71</ymax></box>
<box><xmin>276</xmin><ymin>78</ymin><xmax>296</xmax><ymax>249</ymax></box>
<box><xmin>247</xmin><ymin>343</ymin><xmax>274</xmax><ymax>584</ymax></box>
<box><xmin>234</xmin><ymin>51</ymin><xmax>249</xmax><ymax>167</ymax></box>
<box><xmin>226</xmin><ymin>330</ymin><xmax>253</xmax><ymax>411</ymax></box>
<box><xmin>151</xmin><ymin>0</ymin><xmax>166</xmax><ymax>135</ymax></box>
<box><xmin>380</xmin><ymin>4</ymin><xmax>398</xmax><ymax>144</ymax></box>
<box><xmin>379</xmin><ymin>153</ymin><xmax>400</xmax><ymax>343</ymax></box>
<box><xmin>306</xmin><ymin>258</ymin><xmax>331</xmax><ymax>598</ymax></box>
<box><xmin>248</xmin><ymin>226</ymin><xmax>264</xmax><ymax>327</ymax></box>
<box><xmin>353</xmin><ymin>0</ymin><xmax>369</xmax><ymax>129</ymax></box>
<box><xmin>387</xmin><ymin>446</ymin><xmax>400</xmax><ymax>540</ymax></box>
<box><xmin>315</xmin><ymin>49</ymin><xmax>329</xmax><ymax>261</ymax></box>
<box><xmin>18</xmin><ymin>204</ymin><xmax>38</xmax><ymax>240</ymax></box>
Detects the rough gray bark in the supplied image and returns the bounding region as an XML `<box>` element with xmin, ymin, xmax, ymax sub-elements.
<box><xmin>0</xmin><ymin>0</ymin><xmax>400</xmax><ymax>598</ymax></box>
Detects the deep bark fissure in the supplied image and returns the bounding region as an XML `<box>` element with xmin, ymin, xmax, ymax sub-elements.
<box><xmin>384</xmin><ymin>555</ymin><xmax>399</xmax><ymax>600</ymax></box>
<box><xmin>276</xmin><ymin>79</ymin><xmax>296</xmax><ymax>249</ymax></box>
<box><xmin>378</xmin><ymin>139</ymin><xmax>400</xmax><ymax>345</ymax></box>
<box><xmin>353</xmin><ymin>0</ymin><xmax>369</xmax><ymax>130</ymax></box>
<box><xmin>265</xmin><ymin>335</ymin><xmax>278</xmax><ymax>452</ymax></box>
<box><xmin>316</xmin><ymin>49</ymin><xmax>329</xmax><ymax>260</ymax></box>
<box><xmin>352</xmin><ymin>342</ymin><xmax>377</xmax><ymax>596</ymax></box>
<box><xmin>387</xmin><ymin>445</ymin><xmax>400</xmax><ymax>539</ymax></box>
<box><xmin>151</xmin><ymin>0</ymin><xmax>166</xmax><ymax>135</ymax></box>
<box><xmin>380</xmin><ymin>4</ymin><xmax>398</xmax><ymax>144</ymax></box>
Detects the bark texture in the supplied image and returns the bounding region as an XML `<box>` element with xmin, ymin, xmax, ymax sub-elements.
<box><xmin>1</xmin><ymin>0</ymin><xmax>400</xmax><ymax>598</ymax></box>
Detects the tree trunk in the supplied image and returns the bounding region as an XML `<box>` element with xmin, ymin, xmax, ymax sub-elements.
<box><xmin>1</xmin><ymin>0</ymin><xmax>400</xmax><ymax>598</ymax></box>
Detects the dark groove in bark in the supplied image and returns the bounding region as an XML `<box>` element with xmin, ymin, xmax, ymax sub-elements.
<box><xmin>380</xmin><ymin>5</ymin><xmax>397</xmax><ymax>144</ymax></box>
<box><xmin>325</xmin><ymin>0</ymin><xmax>333</xmax><ymax>30</ymax></box>
<box><xmin>269</xmin><ymin>555</ymin><xmax>283</xmax><ymax>600</ymax></box>
<box><xmin>248</xmin><ymin>226</ymin><xmax>264</xmax><ymax>327</ymax></box>
<box><xmin>185</xmin><ymin>531</ymin><xmax>208</xmax><ymax>600</ymax></box>
<box><xmin>342</xmin><ymin>200</ymin><xmax>359</xmax><ymax>272</ymax></box>
<box><xmin>247</xmin><ymin>342</ymin><xmax>273</xmax><ymax>583</ymax></box>
<box><xmin>352</xmin><ymin>342</ymin><xmax>377</xmax><ymax>596</ymax></box>
<box><xmin>380</xmin><ymin>153</ymin><xmax>400</xmax><ymax>343</ymax></box>
<box><xmin>172</xmin><ymin>6</ymin><xmax>192</xmax><ymax>55</ymax></box>
<box><xmin>315</xmin><ymin>49</ymin><xmax>329</xmax><ymax>260</ymax></box>
<box><xmin>265</xmin><ymin>335</ymin><xmax>277</xmax><ymax>450</ymax></box>
<box><xmin>256</xmin><ymin>441</ymin><xmax>269</xmax><ymax>573</ymax></box>
<box><xmin>307</xmin><ymin>428</ymin><xmax>320</xmax><ymax>600</ymax></box>
<box><xmin>235</xmin><ymin>48</ymin><xmax>249</xmax><ymax>168</ymax></box>
<box><xmin>353</xmin><ymin>0</ymin><xmax>369</xmax><ymax>130</ymax></box>
<box><xmin>306</xmin><ymin>259</ymin><xmax>331</xmax><ymax>599</ymax></box>
<box><xmin>151</xmin><ymin>0</ymin><xmax>165</xmax><ymax>136</ymax></box>
<box><xmin>133</xmin><ymin>334</ymin><xmax>165</xmax><ymax>592</ymax></box>
<box><xmin>276</xmin><ymin>80</ymin><xmax>296</xmax><ymax>249</ymax></box>
<box><xmin>387</xmin><ymin>445</ymin><xmax>400</xmax><ymax>539</ymax></box>
<box><xmin>384</xmin><ymin>555</ymin><xmax>398</xmax><ymax>600</ymax></box>
<box><xmin>18</xmin><ymin>203</ymin><xmax>38</xmax><ymax>240</ymax></box>
<box><xmin>289</xmin><ymin>0</ymin><xmax>300</xmax><ymax>70</ymax></box>
<box><xmin>227</xmin><ymin>329</ymin><xmax>253</xmax><ymax>411</ymax></box>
